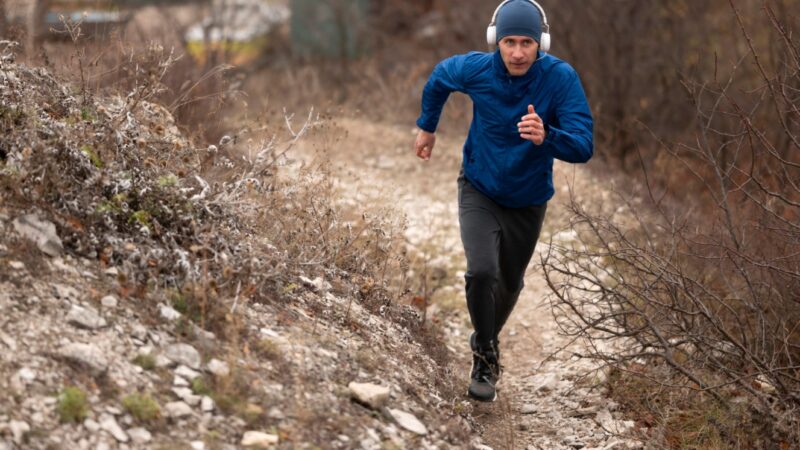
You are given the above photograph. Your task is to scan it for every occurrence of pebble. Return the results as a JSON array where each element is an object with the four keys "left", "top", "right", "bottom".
[
  {"left": 84, "top": 418, "right": 101, "bottom": 432},
  {"left": 201, "top": 396, "right": 215, "bottom": 412},
  {"left": 164, "top": 343, "right": 201, "bottom": 369},
  {"left": 16, "top": 367, "right": 36, "bottom": 384},
  {"left": 159, "top": 304, "right": 182, "bottom": 321},
  {"left": 53, "top": 283, "right": 79, "bottom": 300},
  {"left": 520, "top": 404, "right": 537, "bottom": 414},
  {"left": 101, "top": 295, "right": 118, "bottom": 308},
  {"left": 165, "top": 401, "right": 193, "bottom": 419},
  {"left": 175, "top": 365, "right": 201, "bottom": 380},
  {"left": 131, "top": 324, "right": 148, "bottom": 342},
  {"left": 241, "top": 431, "right": 279, "bottom": 447},
  {"left": 9, "top": 420, "right": 30, "bottom": 444},
  {"left": 127, "top": 427, "right": 152, "bottom": 444},
  {"left": 206, "top": 359, "right": 230, "bottom": 377},
  {"left": 58, "top": 342, "right": 109, "bottom": 374},
  {"left": 387, "top": 409, "right": 427, "bottom": 435},
  {"left": 190, "top": 441, "right": 205, "bottom": 450},
  {"left": 99, "top": 414, "right": 129, "bottom": 443},
  {"left": 66, "top": 305, "right": 108, "bottom": 330},
  {"left": 348, "top": 382, "right": 390, "bottom": 409},
  {"left": 172, "top": 387, "right": 201, "bottom": 406},
  {"left": 9, "top": 261, "right": 24, "bottom": 270}
]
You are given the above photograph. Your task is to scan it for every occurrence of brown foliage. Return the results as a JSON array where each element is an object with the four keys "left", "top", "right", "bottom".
[{"left": 541, "top": 2, "right": 800, "bottom": 447}]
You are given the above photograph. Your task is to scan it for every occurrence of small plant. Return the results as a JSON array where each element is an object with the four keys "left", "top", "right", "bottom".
[
  {"left": 79, "top": 145, "right": 103, "bottom": 168},
  {"left": 191, "top": 377, "right": 213, "bottom": 396},
  {"left": 132, "top": 354, "right": 156, "bottom": 371},
  {"left": 129, "top": 210, "right": 151, "bottom": 227},
  {"left": 122, "top": 393, "right": 161, "bottom": 423},
  {"left": 57, "top": 386, "right": 89, "bottom": 423},
  {"left": 254, "top": 339, "right": 283, "bottom": 361},
  {"left": 158, "top": 175, "right": 178, "bottom": 188}
]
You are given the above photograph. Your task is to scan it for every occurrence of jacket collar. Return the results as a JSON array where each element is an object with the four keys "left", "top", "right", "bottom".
[{"left": 492, "top": 49, "right": 543, "bottom": 82}]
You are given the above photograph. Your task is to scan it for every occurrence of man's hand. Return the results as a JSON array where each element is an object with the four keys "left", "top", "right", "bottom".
[
  {"left": 415, "top": 129, "right": 436, "bottom": 161},
  {"left": 518, "top": 104, "right": 546, "bottom": 145}
]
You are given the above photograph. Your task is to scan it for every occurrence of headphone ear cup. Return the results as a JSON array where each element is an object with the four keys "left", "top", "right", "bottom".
[
  {"left": 486, "top": 26, "right": 497, "bottom": 46},
  {"left": 540, "top": 32, "right": 551, "bottom": 53}
]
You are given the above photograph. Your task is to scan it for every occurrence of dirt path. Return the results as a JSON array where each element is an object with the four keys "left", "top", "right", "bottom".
[{"left": 297, "top": 116, "right": 641, "bottom": 450}]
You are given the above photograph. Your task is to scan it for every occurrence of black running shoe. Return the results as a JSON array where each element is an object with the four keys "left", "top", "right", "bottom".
[{"left": 468, "top": 333, "right": 501, "bottom": 402}]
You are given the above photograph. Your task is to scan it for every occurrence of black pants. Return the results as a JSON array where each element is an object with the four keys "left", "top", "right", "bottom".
[{"left": 458, "top": 174, "right": 547, "bottom": 350}]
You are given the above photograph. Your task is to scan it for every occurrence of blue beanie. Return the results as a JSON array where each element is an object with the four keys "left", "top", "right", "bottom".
[{"left": 495, "top": 0, "right": 543, "bottom": 44}]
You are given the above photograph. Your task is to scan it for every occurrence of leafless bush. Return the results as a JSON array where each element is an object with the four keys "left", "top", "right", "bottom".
[{"left": 542, "top": 2, "right": 800, "bottom": 446}]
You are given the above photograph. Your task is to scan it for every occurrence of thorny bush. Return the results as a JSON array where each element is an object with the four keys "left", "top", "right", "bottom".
[{"left": 541, "top": 3, "right": 800, "bottom": 447}]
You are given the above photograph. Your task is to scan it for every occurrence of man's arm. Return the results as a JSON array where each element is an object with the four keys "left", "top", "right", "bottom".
[
  {"left": 541, "top": 68, "right": 594, "bottom": 163},
  {"left": 414, "top": 54, "right": 473, "bottom": 160}
]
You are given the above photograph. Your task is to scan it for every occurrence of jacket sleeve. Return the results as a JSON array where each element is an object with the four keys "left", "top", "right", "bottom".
[
  {"left": 542, "top": 67, "right": 594, "bottom": 163},
  {"left": 415, "top": 54, "right": 472, "bottom": 133}
]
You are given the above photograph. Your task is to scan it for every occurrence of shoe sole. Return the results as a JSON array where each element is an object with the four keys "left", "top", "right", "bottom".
[{"left": 467, "top": 388, "right": 497, "bottom": 402}]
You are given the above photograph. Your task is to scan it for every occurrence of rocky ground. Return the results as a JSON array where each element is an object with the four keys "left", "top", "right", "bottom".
[
  {"left": 298, "top": 117, "right": 647, "bottom": 450},
  {"left": 0, "top": 41, "right": 646, "bottom": 450}
]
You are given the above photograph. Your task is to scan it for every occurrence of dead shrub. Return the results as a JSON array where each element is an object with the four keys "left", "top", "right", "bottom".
[{"left": 541, "top": 3, "right": 800, "bottom": 447}]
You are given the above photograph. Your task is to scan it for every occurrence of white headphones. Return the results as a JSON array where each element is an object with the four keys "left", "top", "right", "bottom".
[{"left": 486, "top": 0, "right": 551, "bottom": 53}]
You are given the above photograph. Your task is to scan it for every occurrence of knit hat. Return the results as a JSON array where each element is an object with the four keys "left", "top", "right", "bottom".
[{"left": 495, "top": 0, "right": 543, "bottom": 44}]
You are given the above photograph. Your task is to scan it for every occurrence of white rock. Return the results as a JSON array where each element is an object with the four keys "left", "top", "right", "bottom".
[
  {"left": 164, "top": 343, "right": 201, "bottom": 369},
  {"left": 58, "top": 343, "right": 109, "bottom": 374},
  {"left": 387, "top": 409, "right": 427, "bottom": 435},
  {"left": 299, "top": 276, "right": 331, "bottom": 293},
  {"left": 267, "top": 407, "right": 284, "bottom": 420},
  {"left": 206, "top": 359, "right": 230, "bottom": 377},
  {"left": 520, "top": 404, "right": 536, "bottom": 414},
  {"left": 201, "top": 396, "right": 215, "bottom": 412},
  {"left": 13, "top": 214, "right": 63, "bottom": 256},
  {"left": 53, "top": 284, "right": 78, "bottom": 300},
  {"left": 0, "top": 331, "right": 18, "bottom": 351},
  {"left": 127, "top": 427, "right": 152, "bottom": 444},
  {"left": 104, "top": 267, "right": 119, "bottom": 276},
  {"left": 174, "top": 376, "right": 190, "bottom": 387},
  {"left": 131, "top": 324, "right": 148, "bottom": 342},
  {"left": 101, "top": 295, "right": 118, "bottom": 308},
  {"left": 241, "top": 431, "right": 279, "bottom": 447},
  {"left": 175, "top": 365, "right": 202, "bottom": 380},
  {"left": 67, "top": 305, "right": 108, "bottom": 330},
  {"left": 171, "top": 388, "right": 201, "bottom": 406},
  {"left": 190, "top": 441, "right": 205, "bottom": 450},
  {"left": 9, "top": 420, "right": 30, "bottom": 444},
  {"left": 159, "top": 304, "right": 182, "bottom": 321},
  {"left": 9, "top": 261, "right": 24, "bottom": 270},
  {"left": 16, "top": 368, "right": 36, "bottom": 384},
  {"left": 348, "top": 382, "right": 390, "bottom": 409},
  {"left": 99, "top": 414, "right": 129, "bottom": 443},
  {"left": 533, "top": 373, "right": 560, "bottom": 393},
  {"left": 165, "top": 401, "right": 193, "bottom": 418},
  {"left": 83, "top": 418, "right": 100, "bottom": 432}
]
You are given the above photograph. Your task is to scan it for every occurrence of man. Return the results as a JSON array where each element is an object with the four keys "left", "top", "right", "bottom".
[{"left": 413, "top": 0, "right": 593, "bottom": 402}]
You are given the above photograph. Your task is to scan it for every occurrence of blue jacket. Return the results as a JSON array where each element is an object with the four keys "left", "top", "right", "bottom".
[{"left": 416, "top": 50, "right": 593, "bottom": 208}]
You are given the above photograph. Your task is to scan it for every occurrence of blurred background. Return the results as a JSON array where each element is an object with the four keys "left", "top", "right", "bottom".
[
  {"left": 2, "top": 1, "right": 799, "bottom": 446},
  {"left": 2, "top": 0, "right": 797, "bottom": 183}
]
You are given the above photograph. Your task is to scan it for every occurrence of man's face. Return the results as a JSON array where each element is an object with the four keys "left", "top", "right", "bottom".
[{"left": 499, "top": 36, "right": 539, "bottom": 76}]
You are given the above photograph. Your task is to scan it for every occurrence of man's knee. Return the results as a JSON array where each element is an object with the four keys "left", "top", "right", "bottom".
[{"left": 465, "top": 265, "right": 499, "bottom": 286}]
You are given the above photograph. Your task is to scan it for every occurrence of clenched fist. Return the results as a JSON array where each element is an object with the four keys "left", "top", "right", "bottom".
[
  {"left": 518, "top": 104, "right": 546, "bottom": 145},
  {"left": 414, "top": 129, "right": 436, "bottom": 161}
]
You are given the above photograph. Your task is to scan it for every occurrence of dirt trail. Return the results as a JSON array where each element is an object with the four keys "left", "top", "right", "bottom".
[{"left": 297, "top": 116, "right": 641, "bottom": 450}]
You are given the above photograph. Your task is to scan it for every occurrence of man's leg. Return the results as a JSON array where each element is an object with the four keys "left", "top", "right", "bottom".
[
  {"left": 458, "top": 176, "right": 502, "bottom": 350},
  {"left": 493, "top": 203, "right": 547, "bottom": 337}
]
